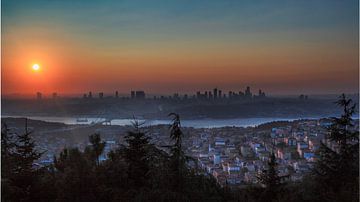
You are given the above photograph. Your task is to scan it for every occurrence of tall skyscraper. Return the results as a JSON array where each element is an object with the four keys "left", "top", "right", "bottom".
[
  {"left": 135, "top": 91, "right": 145, "bottom": 99},
  {"left": 36, "top": 92, "right": 42, "bottom": 100},
  {"left": 219, "top": 90, "right": 222, "bottom": 99},
  {"left": 245, "top": 86, "right": 252, "bottom": 98},
  {"left": 196, "top": 91, "right": 201, "bottom": 99},
  {"left": 115, "top": 91, "right": 119, "bottom": 98},
  {"left": 52, "top": 92, "right": 58, "bottom": 99},
  {"left": 131, "top": 91, "right": 135, "bottom": 99},
  {"left": 213, "top": 88, "right": 218, "bottom": 99}
]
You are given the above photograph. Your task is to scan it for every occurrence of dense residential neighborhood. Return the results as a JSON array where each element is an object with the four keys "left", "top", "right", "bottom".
[{"left": 4, "top": 116, "right": 357, "bottom": 189}]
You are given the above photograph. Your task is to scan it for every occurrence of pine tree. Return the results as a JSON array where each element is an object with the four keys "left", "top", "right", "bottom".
[
  {"left": 11, "top": 118, "right": 43, "bottom": 201},
  {"left": 257, "top": 153, "right": 281, "bottom": 202},
  {"left": 1, "top": 123, "right": 18, "bottom": 201},
  {"left": 313, "top": 94, "right": 359, "bottom": 202},
  {"left": 168, "top": 113, "right": 188, "bottom": 192},
  {"left": 122, "top": 120, "right": 152, "bottom": 188},
  {"left": 1, "top": 123, "right": 16, "bottom": 178},
  {"left": 53, "top": 148, "right": 97, "bottom": 201}
]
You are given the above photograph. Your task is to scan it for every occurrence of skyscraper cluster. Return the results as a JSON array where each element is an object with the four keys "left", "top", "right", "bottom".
[{"left": 196, "top": 86, "right": 265, "bottom": 100}]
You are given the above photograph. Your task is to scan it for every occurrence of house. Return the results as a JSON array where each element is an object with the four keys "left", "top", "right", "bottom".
[
  {"left": 244, "top": 162, "right": 256, "bottom": 172},
  {"left": 302, "top": 149, "right": 315, "bottom": 160},
  {"left": 297, "top": 141, "right": 308, "bottom": 157},
  {"left": 255, "top": 146, "right": 266, "bottom": 156},
  {"left": 215, "top": 137, "right": 226, "bottom": 146},
  {"left": 258, "top": 151, "right": 270, "bottom": 162},
  {"left": 213, "top": 153, "right": 221, "bottom": 165},
  {"left": 226, "top": 163, "right": 241, "bottom": 174},
  {"left": 293, "top": 162, "right": 310, "bottom": 173},
  {"left": 286, "top": 137, "right": 297, "bottom": 147},
  {"left": 308, "top": 138, "right": 320, "bottom": 151},
  {"left": 250, "top": 142, "right": 261, "bottom": 151}
]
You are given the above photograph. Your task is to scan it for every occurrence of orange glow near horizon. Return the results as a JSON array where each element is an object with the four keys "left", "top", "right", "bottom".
[{"left": 2, "top": 1, "right": 358, "bottom": 96}]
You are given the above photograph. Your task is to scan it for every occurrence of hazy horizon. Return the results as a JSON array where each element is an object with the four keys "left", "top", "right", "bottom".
[{"left": 2, "top": 91, "right": 359, "bottom": 99}]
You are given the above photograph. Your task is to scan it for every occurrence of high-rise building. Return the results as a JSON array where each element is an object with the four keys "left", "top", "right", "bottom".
[
  {"left": 115, "top": 91, "right": 119, "bottom": 98},
  {"left": 135, "top": 91, "right": 145, "bottom": 99},
  {"left": 88, "top": 91, "right": 93, "bottom": 98},
  {"left": 213, "top": 88, "right": 218, "bottom": 99},
  {"left": 196, "top": 91, "right": 201, "bottom": 99},
  {"left": 131, "top": 91, "right": 135, "bottom": 99},
  {"left": 228, "top": 91, "right": 233, "bottom": 98},
  {"left": 36, "top": 92, "right": 42, "bottom": 100},
  {"left": 52, "top": 92, "right": 58, "bottom": 99},
  {"left": 219, "top": 90, "right": 222, "bottom": 99},
  {"left": 99, "top": 92, "right": 104, "bottom": 99},
  {"left": 209, "top": 92, "right": 213, "bottom": 99},
  {"left": 245, "top": 86, "right": 252, "bottom": 98}
]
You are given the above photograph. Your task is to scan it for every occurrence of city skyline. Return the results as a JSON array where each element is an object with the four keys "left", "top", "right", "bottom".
[{"left": 2, "top": 0, "right": 359, "bottom": 95}]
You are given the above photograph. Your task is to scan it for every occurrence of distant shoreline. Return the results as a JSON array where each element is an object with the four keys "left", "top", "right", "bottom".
[{"left": 1, "top": 115, "right": 336, "bottom": 129}]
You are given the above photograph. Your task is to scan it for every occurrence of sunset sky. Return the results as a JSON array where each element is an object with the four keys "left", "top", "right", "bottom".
[{"left": 2, "top": 0, "right": 359, "bottom": 96}]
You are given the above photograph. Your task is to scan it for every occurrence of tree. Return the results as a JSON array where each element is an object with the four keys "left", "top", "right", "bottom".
[
  {"left": 11, "top": 118, "right": 43, "bottom": 201},
  {"left": 53, "top": 148, "right": 98, "bottom": 201},
  {"left": 122, "top": 120, "right": 152, "bottom": 188},
  {"left": 168, "top": 113, "right": 189, "bottom": 193},
  {"left": 1, "top": 123, "right": 16, "bottom": 178},
  {"left": 312, "top": 94, "right": 359, "bottom": 202},
  {"left": 257, "top": 153, "right": 281, "bottom": 202},
  {"left": 166, "top": 113, "right": 225, "bottom": 201},
  {"left": 88, "top": 133, "right": 106, "bottom": 166},
  {"left": 1, "top": 123, "right": 17, "bottom": 201}
]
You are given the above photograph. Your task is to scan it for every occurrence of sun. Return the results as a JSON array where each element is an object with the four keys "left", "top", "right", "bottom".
[{"left": 32, "top": 64, "right": 40, "bottom": 71}]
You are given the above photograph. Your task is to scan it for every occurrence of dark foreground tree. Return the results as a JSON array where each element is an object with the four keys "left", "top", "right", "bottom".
[
  {"left": 256, "top": 153, "right": 282, "bottom": 202},
  {"left": 6, "top": 119, "right": 43, "bottom": 201},
  {"left": 122, "top": 120, "right": 152, "bottom": 188},
  {"left": 53, "top": 148, "right": 98, "bottom": 201},
  {"left": 1, "top": 123, "right": 17, "bottom": 202},
  {"left": 168, "top": 113, "right": 188, "bottom": 193},
  {"left": 165, "top": 113, "right": 224, "bottom": 201},
  {"left": 87, "top": 133, "right": 106, "bottom": 166},
  {"left": 312, "top": 94, "right": 359, "bottom": 202}
]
